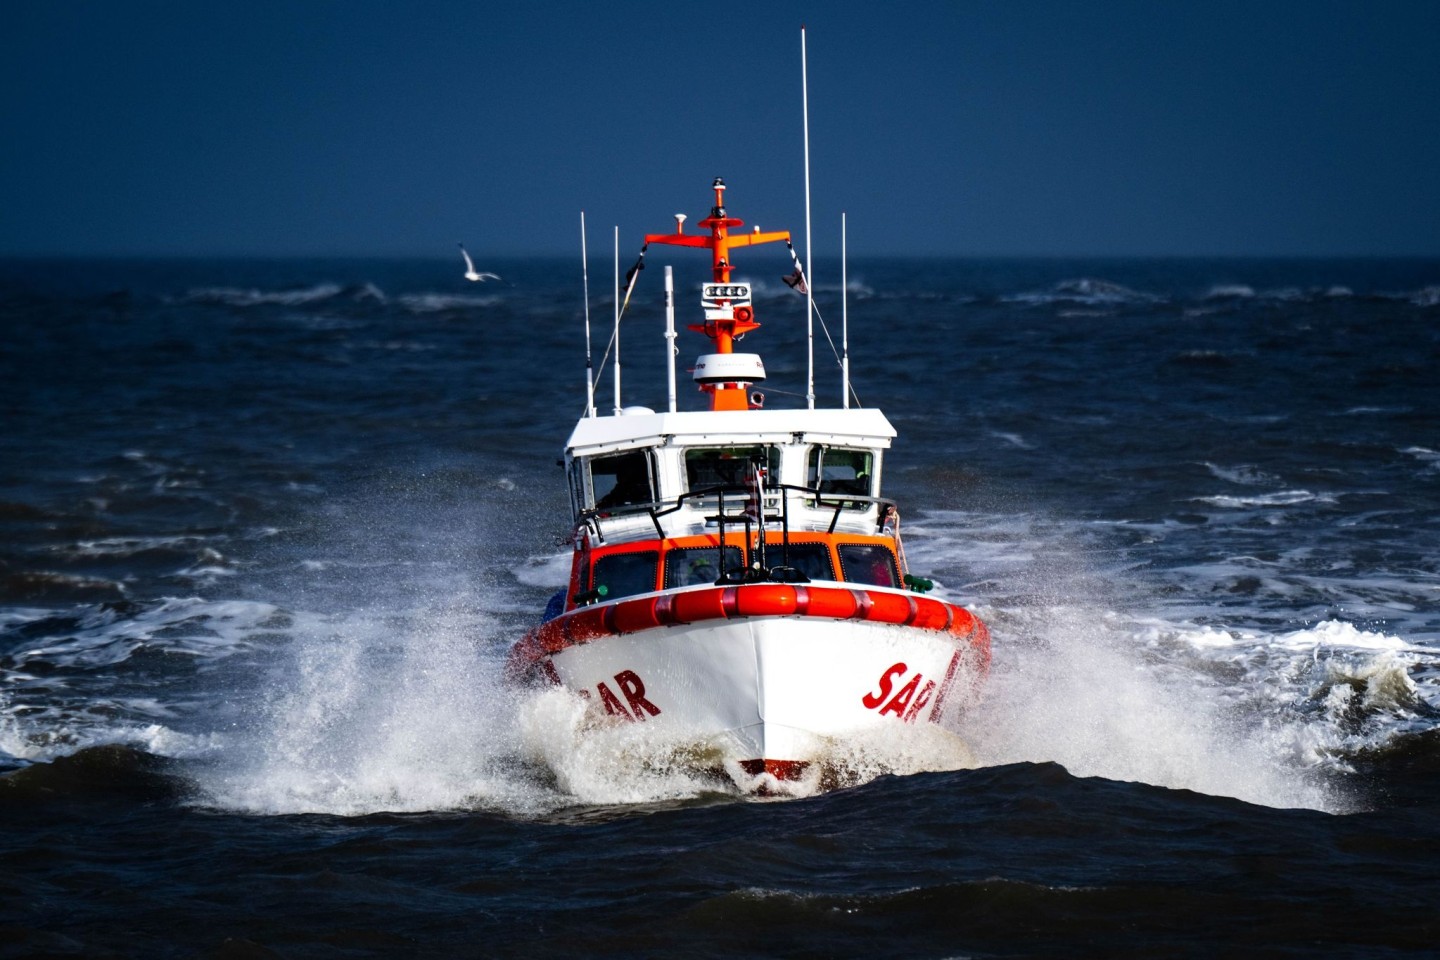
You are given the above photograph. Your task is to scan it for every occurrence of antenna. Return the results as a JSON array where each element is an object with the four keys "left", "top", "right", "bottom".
[
  {"left": 801, "top": 25, "right": 815, "bottom": 410},
  {"left": 581, "top": 212, "right": 596, "bottom": 418},
  {"left": 613, "top": 225, "right": 622, "bottom": 414},
  {"left": 842, "top": 211, "right": 850, "bottom": 409},
  {"left": 665, "top": 265, "right": 677, "bottom": 413}
]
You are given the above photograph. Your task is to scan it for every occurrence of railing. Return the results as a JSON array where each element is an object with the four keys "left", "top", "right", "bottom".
[{"left": 575, "top": 482, "right": 898, "bottom": 585}]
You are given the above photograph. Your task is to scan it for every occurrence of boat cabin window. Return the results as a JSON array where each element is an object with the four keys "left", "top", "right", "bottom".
[
  {"left": 684, "top": 445, "right": 781, "bottom": 493},
  {"left": 837, "top": 543, "right": 900, "bottom": 588},
  {"left": 589, "top": 550, "right": 659, "bottom": 600},
  {"left": 772, "top": 542, "right": 836, "bottom": 583},
  {"left": 808, "top": 446, "right": 875, "bottom": 498},
  {"left": 664, "top": 545, "right": 744, "bottom": 588},
  {"left": 589, "top": 449, "right": 655, "bottom": 512}
]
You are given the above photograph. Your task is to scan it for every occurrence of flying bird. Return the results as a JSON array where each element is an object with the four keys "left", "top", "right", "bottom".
[{"left": 458, "top": 242, "right": 500, "bottom": 282}]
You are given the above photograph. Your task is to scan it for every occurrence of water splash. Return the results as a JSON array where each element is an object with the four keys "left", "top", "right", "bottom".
[
  {"left": 907, "top": 508, "right": 1353, "bottom": 811},
  {"left": 197, "top": 599, "right": 551, "bottom": 816}
]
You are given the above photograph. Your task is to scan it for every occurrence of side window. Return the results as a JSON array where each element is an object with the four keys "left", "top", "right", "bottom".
[
  {"left": 567, "top": 460, "right": 587, "bottom": 517},
  {"left": 808, "top": 447, "right": 874, "bottom": 497},
  {"left": 590, "top": 551, "right": 659, "bottom": 600},
  {"left": 837, "top": 543, "right": 900, "bottom": 588},
  {"left": 591, "top": 449, "right": 654, "bottom": 512},
  {"left": 774, "top": 542, "right": 836, "bottom": 582},
  {"left": 664, "top": 545, "right": 744, "bottom": 588},
  {"left": 684, "top": 445, "right": 780, "bottom": 492}
]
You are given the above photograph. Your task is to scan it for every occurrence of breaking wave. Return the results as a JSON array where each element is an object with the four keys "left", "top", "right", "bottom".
[{"left": 181, "top": 282, "right": 386, "bottom": 306}]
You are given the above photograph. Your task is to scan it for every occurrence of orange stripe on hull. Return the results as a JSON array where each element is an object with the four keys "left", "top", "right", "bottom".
[{"left": 508, "top": 582, "right": 990, "bottom": 679}]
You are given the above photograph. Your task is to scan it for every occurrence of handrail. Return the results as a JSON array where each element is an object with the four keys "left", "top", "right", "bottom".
[{"left": 575, "top": 482, "right": 898, "bottom": 565}]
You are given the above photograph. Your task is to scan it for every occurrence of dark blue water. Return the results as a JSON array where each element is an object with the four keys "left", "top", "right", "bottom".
[{"left": 2, "top": 255, "right": 1439, "bottom": 957}]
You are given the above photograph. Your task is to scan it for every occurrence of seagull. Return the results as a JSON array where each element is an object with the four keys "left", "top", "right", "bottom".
[{"left": 458, "top": 242, "right": 500, "bottom": 282}]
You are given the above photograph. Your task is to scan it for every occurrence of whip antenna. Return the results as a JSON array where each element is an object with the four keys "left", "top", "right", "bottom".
[
  {"left": 612, "top": 226, "right": 622, "bottom": 414},
  {"left": 665, "top": 265, "right": 678, "bottom": 413},
  {"left": 801, "top": 25, "right": 815, "bottom": 410},
  {"left": 581, "top": 212, "right": 596, "bottom": 418},
  {"left": 842, "top": 211, "right": 850, "bottom": 409}
]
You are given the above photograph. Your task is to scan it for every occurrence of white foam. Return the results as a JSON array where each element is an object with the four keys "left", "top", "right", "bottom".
[
  {"left": 0, "top": 700, "right": 221, "bottom": 767},
  {"left": 43, "top": 534, "right": 219, "bottom": 559},
  {"left": 1193, "top": 489, "right": 1332, "bottom": 508},
  {"left": 961, "top": 603, "right": 1335, "bottom": 810},
  {"left": 398, "top": 293, "right": 503, "bottom": 312},
  {"left": 990, "top": 431, "right": 1036, "bottom": 450},
  {"left": 1202, "top": 462, "right": 1278, "bottom": 486},
  {"left": 197, "top": 600, "right": 567, "bottom": 817},
  {"left": 1271, "top": 620, "right": 1419, "bottom": 654},
  {"left": 184, "top": 283, "right": 344, "bottom": 306},
  {"left": 514, "top": 687, "right": 979, "bottom": 804},
  {"left": 10, "top": 598, "right": 280, "bottom": 669},
  {"left": 513, "top": 551, "right": 571, "bottom": 589},
  {"left": 899, "top": 508, "right": 1358, "bottom": 810},
  {"left": 1401, "top": 447, "right": 1440, "bottom": 471},
  {"left": 515, "top": 687, "right": 725, "bottom": 805}
]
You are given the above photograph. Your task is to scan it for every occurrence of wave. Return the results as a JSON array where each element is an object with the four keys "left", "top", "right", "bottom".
[
  {"left": 40, "top": 533, "right": 224, "bottom": 562},
  {"left": 0, "top": 570, "right": 127, "bottom": 604},
  {"left": 180, "top": 282, "right": 386, "bottom": 307},
  {"left": 0, "top": 744, "right": 189, "bottom": 803},
  {"left": 1203, "top": 284, "right": 1363, "bottom": 303},
  {"left": 1192, "top": 489, "right": 1333, "bottom": 508},
  {"left": 1005, "top": 278, "right": 1162, "bottom": 306},
  {"left": 1401, "top": 446, "right": 1440, "bottom": 471},
  {"left": 899, "top": 505, "right": 1440, "bottom": 810},
  {"left": 1202, "top": 462, "right": 1279, "bottom": 486},
  {"left": 397, "top": 292, "right": 504, "bottom": 312},
  {"left": 1166, "top": 349, "right": 1236, "bottom": 367},
  {"left": 3, "top": 597, "right": 284, "bottom": 670}
]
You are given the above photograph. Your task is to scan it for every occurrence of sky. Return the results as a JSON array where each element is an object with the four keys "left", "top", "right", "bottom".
[{"left": 3, "top": 1, "right": 1438, "bottom": 259}]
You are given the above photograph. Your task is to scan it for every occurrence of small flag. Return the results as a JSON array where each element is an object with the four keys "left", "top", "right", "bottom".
[
  {"left": 624, "top": 259, "right": 645, "bottom": 288},
  {"left": 783, "top": 268, "right": 807, "bottom": 294}
]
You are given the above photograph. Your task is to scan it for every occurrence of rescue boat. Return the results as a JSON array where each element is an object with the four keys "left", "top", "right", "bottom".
[{"left": 507, "top": 179, "right": 991, "bottom": 791}]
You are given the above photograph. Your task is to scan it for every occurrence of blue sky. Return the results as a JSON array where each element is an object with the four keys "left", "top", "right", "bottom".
[{"left": 4, "top": 1, "right": 1438, "bottom": 258}]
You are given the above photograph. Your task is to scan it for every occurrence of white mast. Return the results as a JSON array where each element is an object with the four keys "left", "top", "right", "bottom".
[
  {"left": 612, "top": 225, "right": 622, "bottom": 414},
  {"left": 664, "top": 265, "right": 678, "bottom": 413},
  {"left": 842, "top": 211, "right": 850, "bottom": 409},
  {"left": 801, "top": 25, "right": 815, "bottom": 410},
  {"left": 581, "top": 211, "right": 596, "bottom": 418}
]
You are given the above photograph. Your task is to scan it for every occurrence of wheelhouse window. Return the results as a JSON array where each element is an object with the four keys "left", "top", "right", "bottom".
[
  {"left": 683, "top": 445, "right": 781, "bottom": 493},
  {"left": 837, "top": 543, "right": 900, "bottom": 588},
  {"left": 771, "top": 542, "right": 836, "bottom": 583},
  {"left": 664, "top": 545, "right": 744, "bottom": 588},
  {"left": 807, "top": 446, "right": 875, "bottom": 498},
  {"left": 589, "top": 449, "right": 655, "bottom": 512},
  {"left": 590, "top": 550, "right": 659, "bottom": 600}
]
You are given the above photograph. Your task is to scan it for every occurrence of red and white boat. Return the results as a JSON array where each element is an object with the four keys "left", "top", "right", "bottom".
[{"left": 507, "top": 178, "right": 991, "bottom": 791}]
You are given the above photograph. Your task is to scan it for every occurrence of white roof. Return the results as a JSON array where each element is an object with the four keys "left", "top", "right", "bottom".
[{"left": 566, "top": 407, "right": 896, "bottom": 458}]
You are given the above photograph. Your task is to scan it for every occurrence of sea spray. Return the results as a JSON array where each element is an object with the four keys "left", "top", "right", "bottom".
[
  {"left": 198, "top": 600, "right": 551, "bottom": 816},
  {"left": 906, "top": 507, "right": 1342, "bottom": 810},
  {"left": 963, "top": 603, "right": 1335, "bottom": 810}
]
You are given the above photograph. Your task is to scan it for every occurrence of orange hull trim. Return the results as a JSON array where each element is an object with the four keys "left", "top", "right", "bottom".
[{"left": 509, "top": 582, "right": 991, "bottom": 676}]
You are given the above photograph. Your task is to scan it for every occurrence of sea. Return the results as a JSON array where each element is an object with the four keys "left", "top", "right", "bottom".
[{"left": 1, "top": 254, "right": 1438, "bottom": 958}]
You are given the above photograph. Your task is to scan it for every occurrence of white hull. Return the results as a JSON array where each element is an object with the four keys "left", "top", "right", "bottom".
[{"left": 546, "top": 615, "right": 984, "bottom": 778}]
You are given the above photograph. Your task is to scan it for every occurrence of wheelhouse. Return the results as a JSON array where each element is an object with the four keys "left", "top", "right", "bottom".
[{"left": 554, "top": 407, "right": 905, "bottom": 614}]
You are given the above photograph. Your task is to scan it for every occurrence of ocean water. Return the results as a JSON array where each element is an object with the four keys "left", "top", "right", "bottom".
[{"left": 1, "top": 254, "right": 1438, "bottom": 957}]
